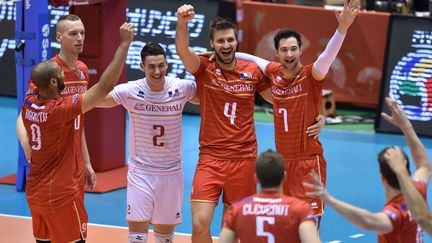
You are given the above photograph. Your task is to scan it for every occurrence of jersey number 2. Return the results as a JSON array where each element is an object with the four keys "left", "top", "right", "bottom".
[
  {"left": 153, "top": 125, "right": 165, "bottom": 147},
  {"left": 256, "top": 216, "right": 275, "bottom": 243}
]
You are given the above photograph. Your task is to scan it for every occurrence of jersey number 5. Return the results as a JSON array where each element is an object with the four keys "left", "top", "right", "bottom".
[
  {"left": 153, "top": 125, "right": 165, "bottom": 147},
  {"left": 30, "top": 124, "right": 42, "bottom": 150},
  {"left": 256, "top": 216, "right": 275, "bottom": 243}
]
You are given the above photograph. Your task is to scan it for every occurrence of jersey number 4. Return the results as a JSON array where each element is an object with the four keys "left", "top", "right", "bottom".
[
  {"left": 256, "top": 216, "right": 275, "bottom": 243},
  {"left": 224, "top": 102, "right": 237, "bottom": 125}
]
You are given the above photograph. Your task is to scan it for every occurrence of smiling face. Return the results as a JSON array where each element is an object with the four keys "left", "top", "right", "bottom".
[
  {"left": 56, "top": 19, "right": 85, "bottom": 55},
  {"left": 141, "top": 55, "right": 167, "bottom": 91},
  {"left": 276, "top": 37, "right": 302, "bottom": 73},
  {"left": 210, "top": 28, "right": 238, "bottom": 67}
]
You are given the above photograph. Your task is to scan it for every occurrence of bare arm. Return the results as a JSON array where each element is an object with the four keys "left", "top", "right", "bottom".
[
  {"left": 16, "top": 111, "right": 31, "bottom": 162},
  {"left": 176, "top": 4, "right": 201, "bottom": 74},
  {"left": 312, "top": 0, "right": 359, "bottom": 80},
  {"left": 96, "top": 92, "right": 119, "bottom": 108},
  {"left": 82, "top": 23, "right": 133, "bottom": 113},
  {"left": 381, "top": 97, "right": 431, "bottom": 184},
  {"left": 304, "top": 170, "right": 393, "bottom": 233},
  {"left": 218, "top": 228, "right": 238, "bottom": 243},
  {"left": 81, "top": 133, "right": 96, "bottom": 190},
  {"left": 299, "top": 220, "right": 322, "bottom": 243}
]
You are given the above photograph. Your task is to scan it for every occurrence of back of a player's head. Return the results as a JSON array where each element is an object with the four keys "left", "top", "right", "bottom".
[
  {"left": 56, "top": 14, "right": 82, "bottom": 32},
  {"left": 209, "top": 17, "right": 238, "bottom": 41},
  {"left": 141, "top": 43, "right": 166, "bottom": 63},
  {"left": 31, "top": 60, "right": 60, "bottom": 90},
  {"left": 274, "top": 29, "right": 302, "bottom": 50},
  {"left": 255, "top": 150, "right": 285, "bottom": 189},
  {"left": 378, "top": 146, "right": 411, "bottom": 190}
]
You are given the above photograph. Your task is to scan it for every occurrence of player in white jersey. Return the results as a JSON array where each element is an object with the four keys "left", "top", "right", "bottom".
[{"left": 97, "top": 43, "right": 197, "bottom": 243}]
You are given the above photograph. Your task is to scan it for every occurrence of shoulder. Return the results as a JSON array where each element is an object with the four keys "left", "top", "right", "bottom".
[{"left": 76, "top": 60, "right": 88, "bottom": 69}]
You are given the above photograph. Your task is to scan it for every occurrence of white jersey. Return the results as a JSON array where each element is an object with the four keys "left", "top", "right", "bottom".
[{"left": 112, "top": 76, "right": 197, "bottom": 174}]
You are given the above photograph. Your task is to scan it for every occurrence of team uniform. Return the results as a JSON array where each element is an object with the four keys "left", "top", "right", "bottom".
[
  {"left": 378, "top": 180, "right": 427, "bottom": 243},
  {"left": 22, "top": 94, "right": 87, "bottom": 243},
  {"left": 27, "top": 55, "right": 89, "bottom": 201},
  {"left": 223, "top": 192, "right": 316, "bottom": 242},
  {"left": 265, "top": 63, "right": 326, "bottom": 216},
  {"left": 111, "top": 76, "right": 196, "bottom": 225},
  {"left": 191, "top": 56, "right": 270, "bottom": 205}
]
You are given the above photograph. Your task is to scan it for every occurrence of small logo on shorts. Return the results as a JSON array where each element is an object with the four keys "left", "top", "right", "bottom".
[
  {"left": 81, "top": 223, "right": 87, "bottom": 233},
  {"left": 311, "top": 202, "right": 318, "bottom": 209},
  {"left": 176, "top": 212, "right": 181, "bottom": 219}
]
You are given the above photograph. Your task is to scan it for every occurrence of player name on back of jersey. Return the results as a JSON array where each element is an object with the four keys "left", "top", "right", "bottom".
[
  {"left": 272, "top": 83, "right": 303, "bottom": 96},
  {"left": 210, "top": 78, "right": 255, "bottom": 94},
  {"left": 25, "top": 109, "right": 48, "bottom": 123},
  {"left": 61, "top": 83, "right": 87, "bottom": 96},
  {"left": 243, "top": 203, "right": 289, "bottom": 216}
]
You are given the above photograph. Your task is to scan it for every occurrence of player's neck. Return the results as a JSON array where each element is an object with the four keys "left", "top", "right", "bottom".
[
  {"left": 147, "top": 78, "right": 165, "bottom": 92},
  {"left": 384, "top": 185, "right": 401, "bottom": 203},
  {"left": 216, "top": 58, "right": 236, "bottom": 71},
  {"left": 260, "top": 185, "right": 283, "bottom": 194},
  {"left": 282, "top": 62, "right": 302, "bottom": 79},
  {"left": 57, "top": 51, "right": 79, "bottom": 70},
  {"left": 37, "top": 90, "right": 60, "bottom": 102}
]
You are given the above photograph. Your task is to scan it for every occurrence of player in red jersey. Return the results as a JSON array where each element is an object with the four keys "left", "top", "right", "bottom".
[
  {"left": 176, "top": 5, "right": 325, "bottom": 242},
  {"left": 17, "top": 15, "right": 96, "bottom": 197},
  {"left": 305, "top": 97, "right": 430, "bottom": 243},
  {"left": 235, "top": 0, "right": 360, "bottom": 228},
  {"left": 21, "top": 23, "right": 133, "bottom": 243},
  {"left": 219, "top": 150, "right": 321, "bottom": 243}
]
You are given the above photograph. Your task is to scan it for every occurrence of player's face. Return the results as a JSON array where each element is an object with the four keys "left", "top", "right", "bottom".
[
  {"left": 141, "top": 55, "right": 167, "bottom": 85},
  {"left": 56, "top": 20, "right": 85, "bottom": 55},
  {"left": 210, "top": 28, "right": 237, "bottom": 66},
  {"left": 276, "top": 37, "right": 301, "bottom": 71}
]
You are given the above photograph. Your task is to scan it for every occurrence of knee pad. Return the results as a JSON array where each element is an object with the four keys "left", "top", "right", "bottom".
[
  {"left": 154, "top": 232, "right": 174, "bottom": 243},
  {"left": 128, "top": 232, "right": 148, "bottom": 243}
]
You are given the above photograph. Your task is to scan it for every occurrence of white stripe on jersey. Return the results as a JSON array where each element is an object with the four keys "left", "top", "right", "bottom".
[{"left": 111, "top": 76, "right": 197, "bottom": 174}]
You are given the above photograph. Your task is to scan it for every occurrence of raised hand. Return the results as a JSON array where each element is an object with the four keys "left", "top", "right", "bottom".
[
  {"left": 119, "top": 22, "right": 134, "bottom": 45},
  {"left": 335, "top": 0, "right": 360, "bottom": 34},
  {"left": 177, "top": 4, "right": 195, "bottom": 25},
  {"left": 381, "top": 97, "right": 411, "bottom": 130},
  {"left": 383, "top": 146, "right": 409, "bottom": 175},
  {"left": 303, "top": 170, "right": 332, "bottom": 202}
]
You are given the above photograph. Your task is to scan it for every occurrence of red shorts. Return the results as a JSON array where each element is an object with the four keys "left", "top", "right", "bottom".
[
  {"left": 191, "top": 156, "right": 256, "bottom": 206},
  {"left": 30, "top": 200, "right": 88, "bottom": 242},
  {"left": 284, "top": 154, "right": 326, "bottom": 216}
]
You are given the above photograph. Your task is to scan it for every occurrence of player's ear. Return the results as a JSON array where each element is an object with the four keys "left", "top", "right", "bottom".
[{"left": 140, "top": 62, "right": 145, "bottom": 72}]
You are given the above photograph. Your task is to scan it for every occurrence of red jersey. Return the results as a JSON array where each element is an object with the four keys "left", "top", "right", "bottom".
[
  {"left": 378, "top": 180, "right": 427, "bottom": 243},
  {"left": 223, "top": 192, "right": 316, "bottom": 243},
  {"left": 193, "top": 56, "right": 269, "bottom": 160},
  {"left": 265, "top": 63, "right": 323, "bottom": 159},
  {"left": 26, "top": 56, "right": 89, "bottom": 185},
  {"left": 22, "top": 94, "right": 83, "bottom": 213}
]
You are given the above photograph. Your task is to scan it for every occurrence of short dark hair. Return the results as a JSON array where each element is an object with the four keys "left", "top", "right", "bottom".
[
  {"left": 378, "top": 147, "right": 411, "bottom": 190},
  {"left": 140, "top": 43, "right": 166, "bottom": 63},
  {"left": 273, "top": 29, "right": 302, "bottom": 50},
  {"left": 209, "top": 16, "right": 238, "bottom": 41},
  {"left": 56, "top": 14, "right": 82, "bottom": 32},
  {"left": 256, "top": 150, "right": 285, "bottom": 189},
  {"left": 31, "top": 60, "right": 59, "bottom": 90}
]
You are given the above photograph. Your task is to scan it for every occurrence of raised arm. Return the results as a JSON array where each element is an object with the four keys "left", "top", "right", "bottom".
[
  {"left": 381, "top": 97, "right": 431, "bottom": 184},
  {"left": 304, "top": 171, "right": 393, "bottom": 234},
  {"left": 176, "top": 4, "right": 201, "bottom": 74},
  {"left": 313, "top": 0, "right": 359, "bottom": 80},
  {"left": 96, "top": 92, "right": 119, "bottom": 108},
  {"left": 384, "top": 147, "right": 432, "bottom": 235},
  {"left": 82, "top": 23, "right": 133, "bottom": 113}
]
